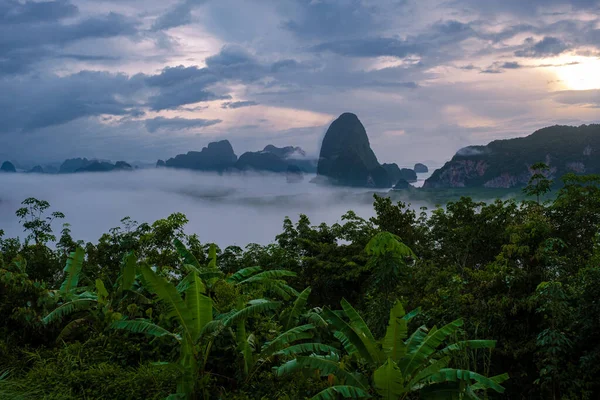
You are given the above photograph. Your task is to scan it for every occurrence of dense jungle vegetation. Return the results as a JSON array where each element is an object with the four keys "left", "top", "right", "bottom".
[{"left": 1, "top": 166, "right": 600, "bottom": 399}]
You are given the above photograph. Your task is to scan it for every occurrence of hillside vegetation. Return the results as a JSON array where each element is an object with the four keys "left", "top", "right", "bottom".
[{"left": 1, "top": 168, "right": 600, "bottom": 399}]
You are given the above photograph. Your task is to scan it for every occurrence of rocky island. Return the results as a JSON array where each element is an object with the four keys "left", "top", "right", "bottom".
[
  {"left": 425, "top": 124, "right": 600, "bottom": 188},
  {"left": 316, "top": 113, "right": 393, "bottom": 188}
]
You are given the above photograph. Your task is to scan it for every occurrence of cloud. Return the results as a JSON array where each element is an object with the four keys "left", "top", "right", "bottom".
[
  {"left": 502, "top": 62, "right": 522, "bottom": 69},
  {"left": 312, "top": 37, "right": 418, "bottom": 58},
  {"left": 152, "top": 0, "right": 208, "bottom": 31},
  {"left": 553, "top": 89, "right": 600, "bottom": 107},
  {"left": 0, "top": 3, "right": 139, "bottom": 76},
  {"left": 282, "top": 0, "right": 380, "bottom": 39},
  {"left": 144, "top": 117, "right": 222, "bottom": 132},
  {"left": 0, "top": 71, "right": 144, "bottom": 133},
  {"left": 515, "top": 36, "right": 570, "bottom": 57},
  {"left": 221, "top": 101, "right": 259, "bottom": 109},
  {"left": 0, "top": 0, "right": 78, "bottom": 24}
]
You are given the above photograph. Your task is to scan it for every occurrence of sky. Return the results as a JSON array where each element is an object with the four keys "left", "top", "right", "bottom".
[{"left": 1, "top": 0, "right": 600, "bottom": 166}]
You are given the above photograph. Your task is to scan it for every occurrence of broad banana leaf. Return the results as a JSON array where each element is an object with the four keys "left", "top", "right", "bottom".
[
  {"left": 184, "top": 273, "right": 212, "bottom": 342},
  {"left": 120, "top": 251, "right": 137, "bottom": 292},
  {"left": 341, "top": 299, "right": 376, "bottom": 344},
  {"left": 310, "top": 385, "right": 370, "bottom": 399},
  {"left": 140, "top": 265, "right": 191, "bottom": 340},
  {"left": 323, "top": 307, "right": 379, "bottom": 364},
  {"left": 282, "top": 287, "right": 312, "bottom": 330},
  {"left": 59, "top": 247, "right": 85, "bottom": 295},
  {"left": 381, "top": 301, "right": 408, "bottom": 362},
  {"left": 373, "top": 358, "right": 407, "bottom": 399},
  {"left": 42, "top": 298, "right": 96, "bottom": 324},
  {"left": 111, "top": 318, "right": 181, "bottom": 341},
  {"left": 295, "top": 356, "right": 368, "bottom": 390},
  {"left": 226, "top": 266, "right": 263, "bottom": 283},
  {"left": 261, "top": 324, "right": 315, "bottom": 356},
  {"left": 400, "top": 319, "right": 464, "bottom": 377},
  {"left": 426, "top": 369, "right": 506, "bottom": 393},
  {"left": 95, "top": 279, "right": 109, "bottom": 305},
  {"left": 174, "top": 238, "right": 201, "bottom": 269},
  {"left": 223, "top": 300, "right": 281, "bottom": 327},
  {"left": 275, "top": 343, "right": 339, "bottom": 356}
]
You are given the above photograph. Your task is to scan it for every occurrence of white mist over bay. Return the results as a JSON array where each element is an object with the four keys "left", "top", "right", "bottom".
[{"left": 0, "top": 170, "right": 404, "bottom": 247}]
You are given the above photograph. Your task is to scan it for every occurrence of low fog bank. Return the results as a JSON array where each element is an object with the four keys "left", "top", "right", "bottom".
[{"left": 0, "top": 169, "right": 400, "bottom": 247}]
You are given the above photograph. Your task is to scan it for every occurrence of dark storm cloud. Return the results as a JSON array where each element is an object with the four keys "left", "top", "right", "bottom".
[
  {"left": 457, "top": 0, "right": 600, "bottom": 15},
  {"left": 0, "top": 71, "right": 144, "bottom": 133},
  {"left": 144, "top": 117, "right": 222, "bottom": 132},
  {"left": 145, "top": 45, "right": 306, "bottom": 110},
  {"left": 221, "top": 101, "right": 259, "bottom": 109},
  {"left": 0, "top": 0, "right": 78, "bottom": 24},
  {"left": 312, "top": 37, "right": 418, "bottom": 58},
  {"left": 0, "top": 44, "right": 310, "bottom": 132},
  {"left": 151, "top": 0, "right": 208, "bottom": 31},
  {"left": 310, "top": 19, "right": 478, "bottom": 61},
  {"left": 282, "top": 0, "right": 380, "bottom": 39},
  {"left": 0, "top": 0, "right": 139, "bottom": 76},
  {"left": 515, "top": 37, "right": 570, "bottom": 57}
]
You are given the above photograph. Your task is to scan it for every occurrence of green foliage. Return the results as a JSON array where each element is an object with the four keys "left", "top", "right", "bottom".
[{"left": 6, "top": 184, "right": 600, "bottom": 399}]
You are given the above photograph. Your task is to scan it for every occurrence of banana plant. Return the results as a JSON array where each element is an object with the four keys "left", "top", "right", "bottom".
[
  {"left": 42, "top": 249, "right": 147, "bottom": 341},
  {"left": 111, "top": 264, "right": 213, "bottom": 400},
  {"left": 174, "top": 238, "right": 298, "bottom": 300},
  {"left": 276, "top": 300, "right": 508, "bottom": 399}
]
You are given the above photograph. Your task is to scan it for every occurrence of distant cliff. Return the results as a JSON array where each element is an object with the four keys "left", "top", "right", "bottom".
[
  {"left": 424, "top": 124, "right": 600, "bottom": 188},
  {"left": 76, "top": 161, "right": 132, "bottom": 173},
  {"left": 166, "top": 140, "right": 237, "bottom": 171},
  {"left": 1, "top": 161, "right": 16, "bottom": 173},
  {"left": 317, "top": 113, "right": 391, "bottom": 188}
]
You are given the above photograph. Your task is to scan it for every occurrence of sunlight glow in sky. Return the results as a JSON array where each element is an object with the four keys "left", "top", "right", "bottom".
[{"left": 555, "top": 57, "right": 600, "bottom": 90}]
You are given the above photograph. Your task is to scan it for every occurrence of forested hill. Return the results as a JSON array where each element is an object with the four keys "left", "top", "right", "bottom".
[
  {"left": 2, "top": 173, "right": 600, "bottom": 398},
  {"left": 425, "top": 124, "right": 600, "bottom": 188}
]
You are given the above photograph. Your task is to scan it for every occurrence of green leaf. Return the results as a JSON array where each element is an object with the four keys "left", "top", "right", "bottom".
[
  {"left": 365, "top": 232, "right": 416, "bottom": 258},
  {"left": 275, "top": 343, "right": 339, "bottom": 356},
  {"left": 56, "top": 318, "right": 90, "bottom": 342},
  {"left": 226, "top": 266, "right": 263, "bottom": 284},
  {"left": 283, "top": 287, "right": 311, "bottom": 329},
  {"left": 408, "top": 357, "right": 450, "bottom": 388},
  {"left": 140, "top": 265, "right": 191, "bottom": 339},
  {"left": 207, "top": 244, "right": 217, "bottom": 269},
  {"left": 335, "top": 331, "right": 358, "bottom": 356},
  {"left": 236, "top": 318, "right": 252, "bottom": 376},
  {"left": 402, "top": 307, "right": 421, "bottom": 321},
  {"left": 310, "top": 385, "right": 371, "bottom": 399},
  {"left": 470, "top": 373, "right": 509, "bottom": 391},
  {"left": 426, "top": 369, "right": 506, "bottom": 394},
  {"left": 261, "top": 324, "right": 315, "bottom": 357},
  {"left": 59, "top": 247, "right": 85, "bottom": 295},
  {"left": 120, "top": 251, "right": 137, "bottom": 292},
  {"left": 323, "top": 307, "right": 376, "bottom": 364},
  {"left": 439, "top": 340, "right": 497, "bottom": 356},
  {"left": 184, "top": 273, "right": 212, "bottom": 342},
  {"left": 401, "top": 319, "right": 464, "bottom": 377},
  {"left": 223, "top": 300, "right": 281, "bottom": 327},
  {"left": 382, "top": 301, "right": 408, "bottom": 362},
  {"left": 341, "top": 299, "right": 376, "bottom": 344},
  {"left": 273, "top": 359, "right": 300, "bottom": 376},
  {"left": 42, "top": 299, "right": 96, "bottom": 324},
  {"left": 111, "top": 319, "right": 180, "bottom": 341},
  {"left": 295, "top": 356, "right": 367, "bottom": 390},
  {"left": 95, "top": 279, "right": 109, "bottom": 305},
  {"left": 174, "top": 238, "right": 201, "bottom": 269},
  {"left": 373, "top": 358, "right": 406, "bottom": 399},
  {"left": 238, "top": 269, "right": 297, "bottom": 284}
]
